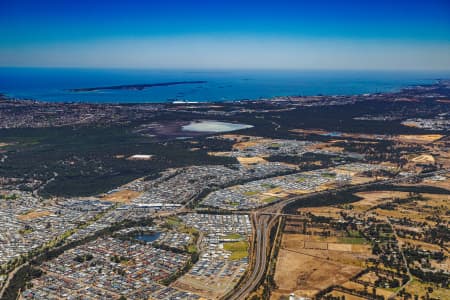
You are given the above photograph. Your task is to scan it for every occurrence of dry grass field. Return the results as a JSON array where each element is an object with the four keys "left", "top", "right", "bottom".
[
  {"left": 298, "top": 206, "right": 343, "bottom": 218},
  {"left": 397, "top": 134, "right": 444, "bottom": 144},
  {"left": 272, "top": 179, "right": 450, "bottom": 300},
  {"left": 101, "top": 189, "right": 142, "bottom": 203},
  {"left": 173, "top": 275, "right": 226, "bottom": 299},
  {"left": 272, "top": 232, "right": 374, "bottom": 299},
  {"left": 174, "top": 264, "right": 244, "bottom": 299},
  {"left": 350, "top": 191, "right": 411, "bottom": 212},
  {"left": 410, "top": 154, "right": 436, "bottom": 164},
  {"left": 273, "top": 249, "right": 362, "bottom": 299},
  {"left": 236, "top": 156, "right": 268, "bottom": 165},
  {"left": 404, "top": 279, "right": 450, "bottom": 300},
  {"left": 399, "top": 237, "right": 446, "bottom": 252},
  {"left": 291, "top": 128, "right": 445, "bottom": 145},
  {"left": 421, "top": 174, "right": 450, "bottom": 190},
  {"left": 327, "top": 290, "right": 367, "bottom": 300},
  {"left": 372, "top": 192, "right": 449, "bottom": 225},
  {"left": 17, "top": 210, "right": 52, "bottom": 221}
]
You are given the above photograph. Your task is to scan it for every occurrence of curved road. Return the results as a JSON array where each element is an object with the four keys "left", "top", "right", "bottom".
[{"left": 228, "top": 214, "right": 273, "bottom": 300}]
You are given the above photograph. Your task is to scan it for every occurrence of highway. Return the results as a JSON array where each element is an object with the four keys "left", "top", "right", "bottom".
[
  {"left": 228, "top": 213, "right": 274, "bottom": 300},
  {"left": 225, "top": 169, "right": 448, "bottom": 300}
]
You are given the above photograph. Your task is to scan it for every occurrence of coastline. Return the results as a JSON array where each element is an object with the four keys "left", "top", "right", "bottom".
[
  {"left": 0, "top": 79, "right": 447, "bottom": 106},
  {"left": 1, "top": 69, "right": 448, "bottom": 104}
]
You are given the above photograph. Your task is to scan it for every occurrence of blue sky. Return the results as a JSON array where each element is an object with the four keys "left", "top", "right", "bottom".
[{"left": 1, "top": 0, "right": 449, "bottom": 70}]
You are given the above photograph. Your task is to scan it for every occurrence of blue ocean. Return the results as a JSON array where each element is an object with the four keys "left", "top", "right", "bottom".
[{"left": 0, "top": 68, "right": 448, "bottom": 103}]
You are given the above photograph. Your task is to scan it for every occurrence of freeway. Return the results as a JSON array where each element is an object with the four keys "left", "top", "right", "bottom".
[
  {"left": 228, "top": 213, "right": 275, "bottom": 300},
  {"left": 225, "top": 169, "right": 449, "bottom": 300}
]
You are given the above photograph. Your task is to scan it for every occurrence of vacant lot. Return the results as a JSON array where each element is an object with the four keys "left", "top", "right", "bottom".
[
  {"left": 327, "top": 290, "right": 366, "bottom": 300},
  {"left": 273, "top": 233, "right": 373, "bottom": 298},
  {"left": 236, "top": 156, "right": 268, "bottom": 165},
  {"left": 273, "top": 249, "right": 361, "bottom": 298},
  {"left": 373, "top": 192, "right": 449, "bottom": 225},
  {"left": 349, "top": 190, "right": 412, "bottom": 212},
  {"left": 17, "top": 210, "right": 52, "bottom": 221},
  {"left": 298, "top": 206, "right": 343, "bottom": 218},
  {"left": 404, "top": 279, "right": 450, "bottom": 300},
  {"left": 223, "top": 241, "right": 249, "bottom": 260},
  {"left": 411, "top": 154, "right": 435, "bottom": 164},
  {"left": 397, "top": 134, "right": 443, "bottom": 144},
  {"left": 102, "top": 189, "right": 142, "bottom": 203}
]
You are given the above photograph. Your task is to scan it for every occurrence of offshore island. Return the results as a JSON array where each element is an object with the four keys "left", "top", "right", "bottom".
[
  {"left": 68, "top": 80, "right": 208, "bottom": 92},
  {"left": 0, "top": 80, "right": 449, "bottom": 300}
]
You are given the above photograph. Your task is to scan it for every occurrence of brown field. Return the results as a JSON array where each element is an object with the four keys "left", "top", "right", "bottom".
[
  {"left": 337, "top": 281, "right": 394, "bottom": 299},
  {"left": 290, "top": 128, "right": 332, "bottom": 136},
  {"left": 327, "top": 290, "right": 367, "bottom": 300},
  {"left": 357, "top": 271, "right": 380, "bottom": 284},
  {"left": 404, "top": 279, "right": 450, "bottom": 300},
  {"left": 402, "top": 121, "right": 420, "bottom": 128},
  {"left": 372, "top": 192, "right": 450, "bottom": 225},
  {"left": 282, "top": 233, "right": 370, "bottom": 254},
  {"left": 219, "top": 134, "right": 256, "bottom": 143},
  {"left": 421, "top": 175, "right": 450, "bottom": 190},
  {"left": 273, "top": 233, "right": 373, "bottom": 298},
  {"left": 410, "top": 154, "right": 435, "bottom": 164},
  {"left": 304, "top": 141, "right": 346, "bottom": 154},
  {"left": 399, "top": 237, "right": 445, "bottom": 252},
  {"left": 328, "top": 243, "right": 371, "bottom": 253},
  {"left": 208, "top": 151, "right": 230, "bottom": 156},
  {"left": 172, "top": 276, "right": 222, "bottom": 299},
  {"left": 17, "top": 210, "right": 52, "bottom": 221},
  {"left": 351, "top": 191, "right": 411, "bottom": 211},
  {"left": 273, "top": 249, "right": 362, "bottom": 298},
  {"left": 233, "top": 140, "right": 260, "bottom": 150},
  {"left": 431, "top": 256, "right": 449, "bottom": 272},
  {"left": 283, "top": 233, "right": 372, "bottom": 258},
  {"left": 298, "top": 206, "right": 343, "bottom": 218},
  {"left": 174, "top": 271, "right": 241, "bottom": 299},
  {"left": 102, "top": 189, "right": 142, "bottom": 203},
  {"left": 236, "top": 156, "right": 268, "bottom": 165},
  {"left": 290, "top": 128, "right": 445, "bottom": 145},
  {"left": 350, "top": 175, "right": 377, "bottom": 185},
  {"left": 397, "top": 134, "right": 444, "bottom": 144}
]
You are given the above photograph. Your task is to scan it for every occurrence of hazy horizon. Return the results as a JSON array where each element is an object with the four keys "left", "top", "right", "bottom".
[{"left": 1, "top": 0, "right": 449, "bottom": 71}]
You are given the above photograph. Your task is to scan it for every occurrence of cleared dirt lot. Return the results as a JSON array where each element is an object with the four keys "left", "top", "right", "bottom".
[
  {"left": 397, "top": 134, "right": 444, "bottom": 144},
  {"left": 272, "top": 249, "right": 362, "bottom": 299},
  {"left": 272, "top": 233, "right": 373, "bottom": 299},
  {"left": 411, "top": 154, "right": 435, "bottom": 164},
  {"left": 236, "top": 156, "right": 268, "bottom": 165},
  {"left": 101, "top": 189, "right": 142, "bottom": 203},
  {"left": 351, "top": 191, "right": 411, "bottom": 211},
  {"left": 17, "top": 210, "right": 52, "bottom": 221}
]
